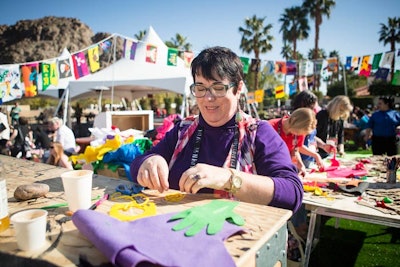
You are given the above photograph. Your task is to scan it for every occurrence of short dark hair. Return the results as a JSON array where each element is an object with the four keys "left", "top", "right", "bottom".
[
  {"left": 379, "top": 96, "right": 394, "bottom": 109},
  {"left": 191, "top": 46, "right": 244, "bottom": 94},
  {"left": 291, "top": 90, "right": 318, "bottom": 110}
]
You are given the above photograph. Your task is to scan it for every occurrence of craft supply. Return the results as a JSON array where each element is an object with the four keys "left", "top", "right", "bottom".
[
  {"left": 89, "top": 194, "right": 109, "bottom": 210},
  {"left": 384, "top": 157, "right": 399, "bottom": 184},
  {"left": 109, "top": 193, "right": 156, "bottom": 221},
  {"left": 164, "top": 192, "right": 185, "bottom": 202}
]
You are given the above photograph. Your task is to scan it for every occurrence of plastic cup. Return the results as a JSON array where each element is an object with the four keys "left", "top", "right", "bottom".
[
  {"left": 61, "top": 170, "right": 93, "bottom": 212},
  {"left": 11, "top": 209, "right": 48, "bottom": 251}
]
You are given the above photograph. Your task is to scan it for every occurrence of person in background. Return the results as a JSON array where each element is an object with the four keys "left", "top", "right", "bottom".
[
  {"left": 268, "top": 108, "right": 317, "bottom": 177},
  {"left": 46, "top": 142, "right": 73, "bottom": 169},
  {"left": 366, "top": 96, "right": 400, "bottom": 156},
  {"left": 0, "top": 107, "right": 10, "bottom": 155},
  {"left": 7, "top": 117, "right": 34, "bottom": 158},
  {"left": 48, "top": 117, "right": 77, "bottom": 156},
  {"left": 130, "top": 46, "right": 303, "bottom": 212},
  {"left": 291, "top": 90, "right": 334, "bottom": 169},
  {"left": 353, "top": 108, "right": 371, "bottom": 149},
  {"left": 33, "top": 125, "right": 52, "bottom": 162},
  {"left": 316, "top": 95, "right": 353, "bottom": 158},
  {"left": 10, "top": 101, "right": 21, "bottom": 126}
]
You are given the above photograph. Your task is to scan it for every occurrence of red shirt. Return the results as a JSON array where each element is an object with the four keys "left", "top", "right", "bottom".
[{"left": 268, "top": 117, "right": 305, "bottom": 154}]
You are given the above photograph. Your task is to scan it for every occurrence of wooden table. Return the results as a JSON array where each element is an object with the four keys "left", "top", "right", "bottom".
[{"left": 0, "top": 155, "right": 292, "bottom": 267}]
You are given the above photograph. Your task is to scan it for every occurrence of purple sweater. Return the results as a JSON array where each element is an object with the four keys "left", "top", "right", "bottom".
[{"left": 130, "top": 114, "right": 303, "bottom": 213}]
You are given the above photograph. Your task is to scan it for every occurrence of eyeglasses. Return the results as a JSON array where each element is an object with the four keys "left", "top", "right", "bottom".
[{"left": 190, "top": 83, "right": 236, "bottom": 98}]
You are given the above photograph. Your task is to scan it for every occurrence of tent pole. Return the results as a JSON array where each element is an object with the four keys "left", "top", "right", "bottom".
[
  {"left": 64, "top": 87, "right": 70, "bottom": 126},
  {"left": 111, "top": 35, "right": 117, "bottom": 110},
  {"left": 54, "top": 89, "right": 67, "bottom": 117}
]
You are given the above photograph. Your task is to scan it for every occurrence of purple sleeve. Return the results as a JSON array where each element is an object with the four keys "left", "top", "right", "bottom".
[
  {"left": 253, "top": 121, "right": 303, "bottom": 213},
  {"left": 130, "top": 124, "right": 181, "bottom": 184}
]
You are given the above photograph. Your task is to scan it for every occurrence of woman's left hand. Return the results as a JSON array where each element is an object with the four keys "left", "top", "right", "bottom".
[{"left": 179, "top": 163, "right": 230, "bottom": 194}]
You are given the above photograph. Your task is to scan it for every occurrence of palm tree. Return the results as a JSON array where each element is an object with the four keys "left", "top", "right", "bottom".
[
  {"left": 379, "top": 17, "right": 400, "bottom": 80},
  {"left": 239, "top": 15, "right": 274, "bottom": 91},
  {"left": 302, "top": 0, "right": 336, "bottom": 60},
  {"left": 281, "top": 44, "right": 293, "bottom": 60},
  {"left": 165, "top": 33, "right": 193, "bottom": 57},
  {"left": 279, "top": 6, "right": 309, "bottom": 60},
  {"left": 134, "top": 30, "right": 147, "bottom": 41}
]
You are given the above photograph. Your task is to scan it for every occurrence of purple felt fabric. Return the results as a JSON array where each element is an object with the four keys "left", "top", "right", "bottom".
[{"left": 72, "top": 210, "right": 244, "bottom": 267}]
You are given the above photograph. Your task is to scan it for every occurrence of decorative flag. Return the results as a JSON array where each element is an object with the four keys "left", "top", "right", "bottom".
[
  {"left": 250, "top": 59, "right": 261, "bottom": 72},
  {"left": 41, "top": 61, "right": 58, "bottom": 90},
  {"left": 72, "top": 52, "right": 90, "bottom": 79},
  {"left": 298, "top": 77, "right": 308, "bottom": 91},
  {"left": 167, "top": 48, "right": 178, "bottom": 66},
  {"left": 381, "top": 51, "right": 394, "bottom": 68},
  {"left": 146, "top": 44, "right": 157, "bottom": 64},
  {"left": 298, "top": 60, "right": 313, "bottom": 76},
  {"left": 314, "top": 59, "right": 324, "bottom": 74},
  {"left": 100, "top": 40, "right": 111, "bottom": 52},
  {"left": 123, "top": 39, "right": 137, "bottom": 60},
  {"left": 275, "top": 84, "right": 285, "bottom": 99},
  {"left": 183, "top": 52, "right": 194, "bottom": 68},
  {"left": 247, "top": 92, "right": 255, "bottom": 104},
  {"left": 288, "top": 82, "right": 297, "bottom": 96},
  {"left": 286, "top": 61, "right": 297, "bottom": 75},
  {"left": 326, "top": 58, "right": 338, "bottom": 72},
  {"left": 261, "top": 61, "right": 275, "bottom": 76},
  {"left": 88, "top": 45, "right": 100, "bottom": 73},
  {"left": 20, "top": 63, "right": 38, "bottom": 97},
  {"left": 0, "top": 65, "right": 22, "bottom": 103},
  {"left": 391, "top": 70, "right": 400, "bottom": 86},
  {"left": 351, "top": 57, "right": 360, "bottom": 71},
  {"left": 359, "top": 55, "right": 371, "bottom": 77},
  {"left": 57, "top": 58, "right": 72, "bottom": 79},
  {"left": 371, "top": 53, "right": 382, "bottom": 70},
  {"left": 240, "top": 57, "right": 250, "bottom": 74},
  {"left": 254, "top": 89, "right": 264, "bottom": 103},
  {"left": 275, "top": 61, "right": 287, "bottom": 74},
  {"left": 374, "top": 67, "right": 389, "bottom": 80},
  {"left": 345, "top": 57, "right": 352, "bottom": 70}
]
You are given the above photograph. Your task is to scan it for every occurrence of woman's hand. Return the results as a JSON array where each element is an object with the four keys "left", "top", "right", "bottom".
[
  {"left": 137, "top": 155, "right": 169, "bottom": 193},
  {"left": 179, "top": 163, "right": 231, "bottom": 194}
]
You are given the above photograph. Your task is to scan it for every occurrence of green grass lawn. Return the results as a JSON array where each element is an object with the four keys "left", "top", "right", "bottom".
[
  {"left": 309, "top": 148, "right": 400, "bottom": 267},
  {"left": 310, "top": 218, "right": 400, "bottom": 267}
]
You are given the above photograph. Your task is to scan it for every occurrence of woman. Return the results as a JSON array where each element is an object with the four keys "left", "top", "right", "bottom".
[
  {"left": 46, "top": 142, "right": 73, "bottom": 169},
  {"left": 268, "top": 108, "right": 317, "bottom": 177},
  {"left": 130, "top": 46, "right": 302, "bottom": 212},
  {"left": 316, "top": 95, "right": 353, "bottom": 158},
  {"left": 366, "top": 96, "right": 400, "bottom": 156}
]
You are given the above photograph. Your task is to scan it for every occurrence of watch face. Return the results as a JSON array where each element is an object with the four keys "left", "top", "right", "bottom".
[{"left": 232, "top": 176, "right": 242, "bottom": 188}]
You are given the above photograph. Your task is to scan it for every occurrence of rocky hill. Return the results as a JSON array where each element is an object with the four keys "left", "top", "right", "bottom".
[{"left": 0, "top": 16, "right": 116, "bottom": 64}]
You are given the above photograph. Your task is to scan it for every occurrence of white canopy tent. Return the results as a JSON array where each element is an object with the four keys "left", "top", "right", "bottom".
[
  {"left": 41, "top": 26, "right": 193, "bottom": 123},
  {"left": 68, "top": 26, "right": 193, "bottom": 100}
]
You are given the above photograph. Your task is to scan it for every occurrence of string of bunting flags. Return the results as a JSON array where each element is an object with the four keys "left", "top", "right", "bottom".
[
  {"left": 240, "top": 49, "right": 400, "bottom": 102},
  {"left": 0, "top": 31, "right": 399, "bottom": 104},
  {"left": 0, "top": 33, "right": 195, "bottom": 104}
]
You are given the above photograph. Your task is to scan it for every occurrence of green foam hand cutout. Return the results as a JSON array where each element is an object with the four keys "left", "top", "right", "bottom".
[{"left": 169, "top": 200, "right": 245, "bottom": 237}]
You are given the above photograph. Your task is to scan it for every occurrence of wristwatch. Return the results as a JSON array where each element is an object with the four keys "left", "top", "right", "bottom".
[{"left": 225, "top": 168, "right": 242, "bottom": 194}]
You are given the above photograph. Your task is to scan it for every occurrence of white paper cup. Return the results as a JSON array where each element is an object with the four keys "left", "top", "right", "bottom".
[
  {"left": 11, "top": 209, "right": 48, "bottom": 251},
  {"left": 61, "top": 170, "right": 93, "bottom": 212}
]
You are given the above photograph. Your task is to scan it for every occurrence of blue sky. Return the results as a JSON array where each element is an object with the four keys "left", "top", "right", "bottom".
[{"left": 2, "top": 0, "right": 399, "bottom": 61}]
